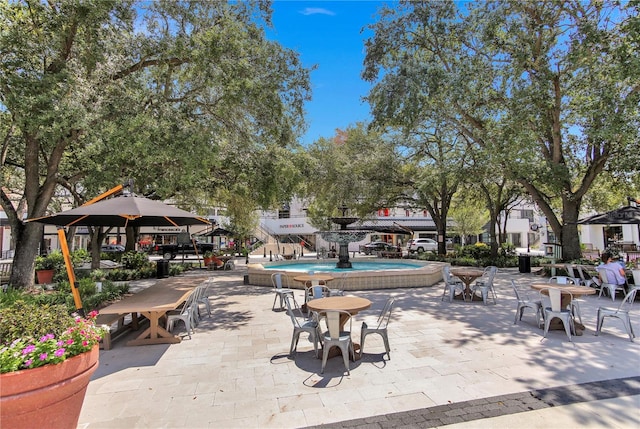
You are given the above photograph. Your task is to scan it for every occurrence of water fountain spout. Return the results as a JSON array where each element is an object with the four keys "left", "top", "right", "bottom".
[{"left": 319, "top": 213, "right": 367, "bottom": 269}]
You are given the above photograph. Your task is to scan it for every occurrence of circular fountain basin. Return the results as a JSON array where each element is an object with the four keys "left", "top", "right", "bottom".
[{"left": 247, "top": 259, "right": 446, "bottom": 291}]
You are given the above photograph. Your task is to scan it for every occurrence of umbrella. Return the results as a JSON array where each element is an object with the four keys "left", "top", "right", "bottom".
[
  {"left": 577, "top": 205, "right": 640, "bottom": 225},
  {"left": 202, "top": 227, "right": 234, "bottom": 237},
  {"left": 27, "top": 195, "right": 211, "bottom": 228}
]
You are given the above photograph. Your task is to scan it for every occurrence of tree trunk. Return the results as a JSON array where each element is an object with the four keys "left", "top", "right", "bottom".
[
  {"left": 8, "top": 223, "right": 41, "bottom": 289},
  {"left": 561, "top": 198, "right": 582, "bottom": 261}
]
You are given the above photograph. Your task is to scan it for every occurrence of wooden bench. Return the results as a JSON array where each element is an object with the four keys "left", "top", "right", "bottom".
[
  {"left": 0, "top": 262, "right": 12, "bottom": 285},
  {"left": 96, "top": 312, "right": 139, "bottom": 350}
]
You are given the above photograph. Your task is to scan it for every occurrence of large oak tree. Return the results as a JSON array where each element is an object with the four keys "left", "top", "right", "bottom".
[
  {"left": 1, "top": 0, "right": 311, "bottom": 288},
  {"left": 363, "top": 0, "right": 639, "bottom": 260}
]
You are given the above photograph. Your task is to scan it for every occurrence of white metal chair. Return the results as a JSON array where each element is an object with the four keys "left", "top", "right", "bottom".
[
  {"left": 575, "top": 265, "right": 597, "bottom": 288},
  {"left": 360, "top": 297, "right": 395, "bottom": 359},
  {"left": 196, "top": 279, "right": 214, "bottom": 318},
  {"left": 548, "top": 276, "right": 585, "bottom": 324},
  {"left": 271, "top": 272, "right": 294, "bottom": 311},
  {"left": 304, "top": 282, "right": 331, "bottom": 304},
  {"left": 319, "top": 310, "right": 354, "bottom": 375},
  {"left": 166, "top": 288, "right": 199, "bottom": 339},
  {"left": 441, "top": 266, "right": 465, "bottom": 302},
  {"left": 539, "top": 287, "right": 574, "bottom": 342},
  {"left": 511, "top": 280, "right": 542, "bottom": 328},
  {"left": 283, "top": 295, "right": 321, "bottom": 357},
  {"left": 596, "top": 267, "right": 627, "bottom": 301},
  {"left": 330, "top": 272, "right": 347, "bottom": 296},
  {"left": 595, "top": 287, "right": 639, "bottom": 342},
  {"left": 549, "top": 276, "right": 578, "bottom": 285},
  {"left": 471, "top": 266, "right": 498, "bottom": 304}
]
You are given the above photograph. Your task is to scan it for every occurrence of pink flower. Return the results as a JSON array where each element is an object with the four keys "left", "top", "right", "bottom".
[
  {"left": 24, "top": 359, "right": 33, "bottom": 367},
  {"left": 22, "top": 345, "right": 35, "bottom": 354},
  {"left": 39, "top": 353, "right": 48, "bottom": 361},
  {"left": 54, "top": 348, "right": 65, "bottom": 357},
  {"left": 82, "top": 340, "right": 89, "bottom": 347},
  {"left": 66, "top": 339, "right": 74, "bottom": 345}
]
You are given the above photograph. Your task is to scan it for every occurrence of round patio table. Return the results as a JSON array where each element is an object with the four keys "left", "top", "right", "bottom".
[
  {"left": 531, "top": 283, "right": 596, "bottom": 335},
  {"left": 306, "top": 296, "right": 372, "bottom": 360},
  {"left": 450, "top": 268, "right": 484, "bottom": 301},
  {"left": 292, "top": 273, "right": 335, "bottom": 286}
]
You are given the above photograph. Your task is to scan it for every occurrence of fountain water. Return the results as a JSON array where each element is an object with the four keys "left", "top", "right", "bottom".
[{"left": 319, "top": 206, "right": 367, "bottom": 269}]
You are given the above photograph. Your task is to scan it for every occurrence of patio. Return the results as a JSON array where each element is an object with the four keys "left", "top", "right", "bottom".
[{"left": 78, "top": 264, "right": 640, "bottom": 428}]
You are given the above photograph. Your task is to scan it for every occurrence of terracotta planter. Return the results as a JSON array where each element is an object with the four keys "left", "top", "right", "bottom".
[
  {"left": 203, "top": 257, "right": 213, "bottom": 266},
  {"left": 0, "top": 345, "right": 99, "bottom": 429},
  {"left": 36, "top": 269, "right": 55, "bottom": 284}
]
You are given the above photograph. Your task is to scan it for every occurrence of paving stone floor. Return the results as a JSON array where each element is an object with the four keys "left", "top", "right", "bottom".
[{"left": 78, "top": 259, "right": 640, "bottom": 428}]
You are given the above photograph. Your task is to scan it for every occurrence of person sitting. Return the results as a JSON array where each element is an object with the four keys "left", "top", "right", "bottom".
[{"left": 597, "top": 251, "right": 627, "bottom": 291}]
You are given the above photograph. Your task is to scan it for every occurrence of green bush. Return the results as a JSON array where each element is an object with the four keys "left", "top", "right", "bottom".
[
  {"left": 0, "top": 301, "right": 76, "bottom": 341},
  {"left": 121, "top": 251, "right": 149, "bottom": 270}
]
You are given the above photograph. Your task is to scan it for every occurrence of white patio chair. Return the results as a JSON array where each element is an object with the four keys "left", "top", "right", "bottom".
[
  {"left": 319, "top": 310, "right": 354, "bottom": 375},
  {"left": 271, "top": 272, "right": 294, "bottom": 311},
  {"left": 575, "top": 265, "right": 597, "bottom": 288},
  {"left": 166, "top": 288, "right": 199, "bottom": 339},
  {"left": 196, "top": 279, "right": 214, "bottom": 318},
  {"left": 596, "top": 267, "right": 627, "bottom": 301},
  {"left": 360, "top": 297, "right": 395, "bottom": 359},
  {"left": 595, "top": 287, "right": 639, "bottom": 342},
  {"left": 549, "top": 276, "right": 578, "bottom": 285},
  {"left": 511, "top": 280, "right": 543, "bottom": 328},
  {"left": 305, "top": 283, "right": 331, "bottom": 304},
  {"left": 548, "top": 276, "right": 584, "bottom": 324},
  {"left": 441, "top": 266, "right": 465, "bottom": 302},
  {"left": 283, "top": 295, "right": 321, "bottom": 357},
  {"left": 471, "top": 266, "right": 498, "bottom": 305},
  {"left": 539, "top": 287, "right": 574, "bottom": 342}
]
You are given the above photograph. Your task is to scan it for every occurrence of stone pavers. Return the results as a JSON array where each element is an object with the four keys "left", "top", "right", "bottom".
[
  {"left": 78, "top": 260, "right": 640, "bottom": 428},
  {"left": 306, "top": 376, "right": 640, "bottom": 428}
]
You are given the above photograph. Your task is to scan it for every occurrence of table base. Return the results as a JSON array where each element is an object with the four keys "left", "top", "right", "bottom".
[
  {"left": 322, "top": 343, "right": 362, "bottom": 361},
  {"left": 545, "top": 318, "right": 585, "bottom": 336}
]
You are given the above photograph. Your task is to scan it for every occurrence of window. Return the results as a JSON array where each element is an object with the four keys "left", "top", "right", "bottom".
[
  {"left": 278, "top": 202, "right": 290, "bottom": 219},
  {"left": 521, "top": 209, "right": 534, "bottom": 223}
]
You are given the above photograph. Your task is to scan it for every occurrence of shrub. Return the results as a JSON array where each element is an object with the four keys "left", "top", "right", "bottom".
[{"left": 120, "top": 251, "right": 149, "bottom": 270}]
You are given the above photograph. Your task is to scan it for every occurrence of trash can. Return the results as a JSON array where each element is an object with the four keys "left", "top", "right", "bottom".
[
  {"left": 518, "top": 254, "right": 531, "bottom": 273},
  {"left": 156, "top": 259, "right": 169, "bottom": 279}
]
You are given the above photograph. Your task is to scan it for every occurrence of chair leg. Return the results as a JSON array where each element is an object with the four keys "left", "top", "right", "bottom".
[
  {"left": 382, "top": 332, "right": 391, "bottom": 359},
  {"left": 564, "top": 317, "right": 572, "bottom": 342},
  {"left": 290, "top": 330, "right": 299, "bottom": 356},
  {"left": 360, "top": 331, "right": 366, "bottom": 357},
  {"left": 341, "top": 343, "right": 350, "bottom": 376},
  {"left": 621, "top": 315, "right": 635, "bottom": 342},
  {"left": 321, "top": 345, "right": 329, "bottom": 374}
]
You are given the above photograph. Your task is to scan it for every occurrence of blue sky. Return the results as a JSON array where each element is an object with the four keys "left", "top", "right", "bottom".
[{"left": 267, "top": 1, "right": 391, "bottom": 144}]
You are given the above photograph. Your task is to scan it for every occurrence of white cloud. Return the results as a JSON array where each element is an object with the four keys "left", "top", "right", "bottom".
[{"left": 299, "top": 7, "right": 336, "bottom": 16}]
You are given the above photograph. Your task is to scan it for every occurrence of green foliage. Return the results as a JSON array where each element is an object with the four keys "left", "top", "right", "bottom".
[
  {"left": 34, "top": 252, "right": 65, "bottom": 271},
  {"left": 120, "top": 251, "right": 149, "bottom": 270},
  {"left": 2, "top": 0, "right": 311, "bottom": 289},
  {"left": 0, "top": 301, "right": 76, "bottom": 342},
  {"left": 457, "top": 243, "right": 492, "bottom": 260}
]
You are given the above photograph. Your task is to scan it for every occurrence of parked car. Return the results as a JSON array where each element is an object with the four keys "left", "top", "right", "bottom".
[
  {"left": 361, "top": 241, "right": 395, "bottom": 255},
  {"left": 101, "top": 244, "right": 125, "bottom": 253},
  {"left": 408, "top": 238, "right": 437, "bottom": 253}
]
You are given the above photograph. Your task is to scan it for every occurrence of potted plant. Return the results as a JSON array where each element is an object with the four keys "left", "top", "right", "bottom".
[
  {"left": 203, "top": 251, "right": 215, "bottom": 267},
  {"left": 90, "top": 269, "right": 107, "bottom": 292},
  {"left": 34, "top": 251, "right": 64, "bottom": 284},
  {"left": 0, "top": 301, "right": 105, "bottom": 429}
]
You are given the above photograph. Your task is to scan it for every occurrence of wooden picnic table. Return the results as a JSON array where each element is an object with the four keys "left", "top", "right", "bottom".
[{"left": 99, "top": 275, "right": 209, "bottom": 346}]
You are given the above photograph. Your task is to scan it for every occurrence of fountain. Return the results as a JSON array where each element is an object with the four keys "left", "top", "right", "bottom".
[{"left": 319, "top": 205, "right": 367, "bottom": 269}]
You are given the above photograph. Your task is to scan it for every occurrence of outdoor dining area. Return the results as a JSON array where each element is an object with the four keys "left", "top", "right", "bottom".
[{"left": 75, "top": 259, "right": 640, "bottom": 428}]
